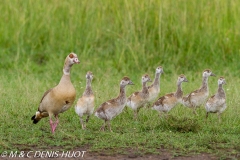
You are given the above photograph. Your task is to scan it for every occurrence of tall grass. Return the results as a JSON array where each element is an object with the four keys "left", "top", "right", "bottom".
[
  {"left": 0, "top": 0, "right": 240, "bottom": 158},
  {"left": 0, "top": 0, "right": 240, "bottom": 75}
]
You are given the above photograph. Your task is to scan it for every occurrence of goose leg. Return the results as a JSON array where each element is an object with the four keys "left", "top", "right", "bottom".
[
  {"left": 49, "top": 117, "right": 55, "bottom": 134},
  {"left": 158, "top": 111, "right": 162, "bottom": 117},
  {"left": 86, "top": 115, "right": 90, "bottom": 123},
  {"left": 218, "top": 112, "right": 221, "bottom": 123},
  {"left": 134, "top": 110, "right": 138, "bottom": 120},
  {"left": 190, "top": 102, "right": 197, "bottom": 115},
  {"left": 79, "top": 116, "right": 85, "bottom": 129},
  {"left": 134, "top": 108, "right": 140, "bottom": 120},
  {"left": 193, "top": 107, "right": 198, "bottom": 115},
  {"left": 100, "top": 120, "right": 106, "bottom": 131},
  {"left": 49, "top": 115, "right": 58, "bottom": 134},
  {"left": 107, "top": 120, "right": 112, "bottom": 132},
  {"left": 205, "top": 112, "right": 209, "bottom": 123},
  {"left": 84, "top": 115, "right": 90, "bottom": 129},
  {"left": 52, "top": 115, "right": 59, "bottom": 133},
  {"left": 165, "top": 112, "right": 169, "bottom": 119}
]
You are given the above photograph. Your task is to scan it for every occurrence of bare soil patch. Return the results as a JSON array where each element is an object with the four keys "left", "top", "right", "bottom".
[{"left": 2, "top": 145, "right": 239, "bottom": 160}]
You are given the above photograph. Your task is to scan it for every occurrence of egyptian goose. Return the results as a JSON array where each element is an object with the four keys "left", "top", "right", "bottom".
[
  {"left": 147, "top": 66, "right": 164, "bottom": 102},
  {"left": 205, "top": 77, "right": 227, "bottom": 123},
  {"left": 31, "top": 53, "right": 80, "bottom": 134},
  {"left": 152, "top": 74, "right": 188, "bottom": 116},
  {"left": 182, "top": 69, "right": 215, "bottom": 114},
  {"left": 75, "top": 71, "right": 94, "bottom": 129},
  {"left": 95, "top": 77, "right": 133, "bottom": 132},
  {"left": 126, "top": 74, "right": 152, "bottom": 120}
]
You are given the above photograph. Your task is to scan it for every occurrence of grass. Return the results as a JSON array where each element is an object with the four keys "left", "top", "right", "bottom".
[{"left": 0, "top": 0, "right": 240, "bottom": 159}]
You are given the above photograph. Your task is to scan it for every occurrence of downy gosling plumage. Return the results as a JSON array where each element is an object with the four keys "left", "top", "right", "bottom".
[
  {"left": 95, "top": 77, "right": 134, "bottom": 132},
  {"left": 147, "top": 66, "right": 164, "bottom": 103},
  {"left": 75, "top": 71, "right": 94, "bottom": 129},
  {"left": 182, "top": 69, "right": 215, "bottom": 114},
  {"left": 205, "top": 77, "right": 227, "bottom": 123},
  {"left": 152, "top": 74, "right": 188, "bottom": 116},
  {"left": 127, "top": 74, "right": 152, "bottom": 120}
]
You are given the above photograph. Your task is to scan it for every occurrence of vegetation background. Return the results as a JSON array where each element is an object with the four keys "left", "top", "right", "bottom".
[{"left": 0, "top": 0, "right": 239, "bottom": 159}]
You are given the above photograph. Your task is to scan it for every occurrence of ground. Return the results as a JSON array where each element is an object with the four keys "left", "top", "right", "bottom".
[
  {"left": 83, "top": 150, "right": 218, "bottom": 160},
  {"left": 0, "top": 147, "right": 222, "bottom": 160}
]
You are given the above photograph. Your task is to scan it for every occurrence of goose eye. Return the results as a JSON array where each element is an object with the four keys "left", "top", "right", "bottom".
[{"left": 69, "top": 53, "right": 74, "bottom": 58}]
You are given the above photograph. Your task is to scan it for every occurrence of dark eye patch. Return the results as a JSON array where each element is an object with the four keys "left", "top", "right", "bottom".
[{"left": 69, "top": 53, "right": 74, "bottom": 58}]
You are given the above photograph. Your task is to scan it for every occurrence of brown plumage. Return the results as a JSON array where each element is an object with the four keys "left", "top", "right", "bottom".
[
  {"left": 152, "top": 74, "right": 188, "bottom": 116},
  {"left": 182, "top": 69, "right": 215, "bottom": 114},
  {"left": 205, "top": 77, "right": 227, "bottom": 123},
  {"left": 126, "top": 74, "right": 152, "bottom": 119},
  {"left": 147, "top": 66, "right": 164, "bottom": 103},
  {"left": 95, "top": 76, "right": 134, "bottom": 132},
  {"left": 31, "top": 53, "right": 80, "bottom": 134}
]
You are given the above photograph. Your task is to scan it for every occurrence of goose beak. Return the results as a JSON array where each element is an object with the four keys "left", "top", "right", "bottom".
[
  {"left": 74, "top": 58, "right": 80, "bottom": 64},
  {"left": 128, "top": 81, "right": 134, "bottom": 85},
  {"left": 210, "top": 73, "right": 216, "bottom": 76}
]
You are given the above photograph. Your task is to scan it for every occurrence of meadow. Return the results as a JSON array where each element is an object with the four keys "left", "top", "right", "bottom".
[{"left": 0, "top": 0, "right": 240, "bottom": 159}]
